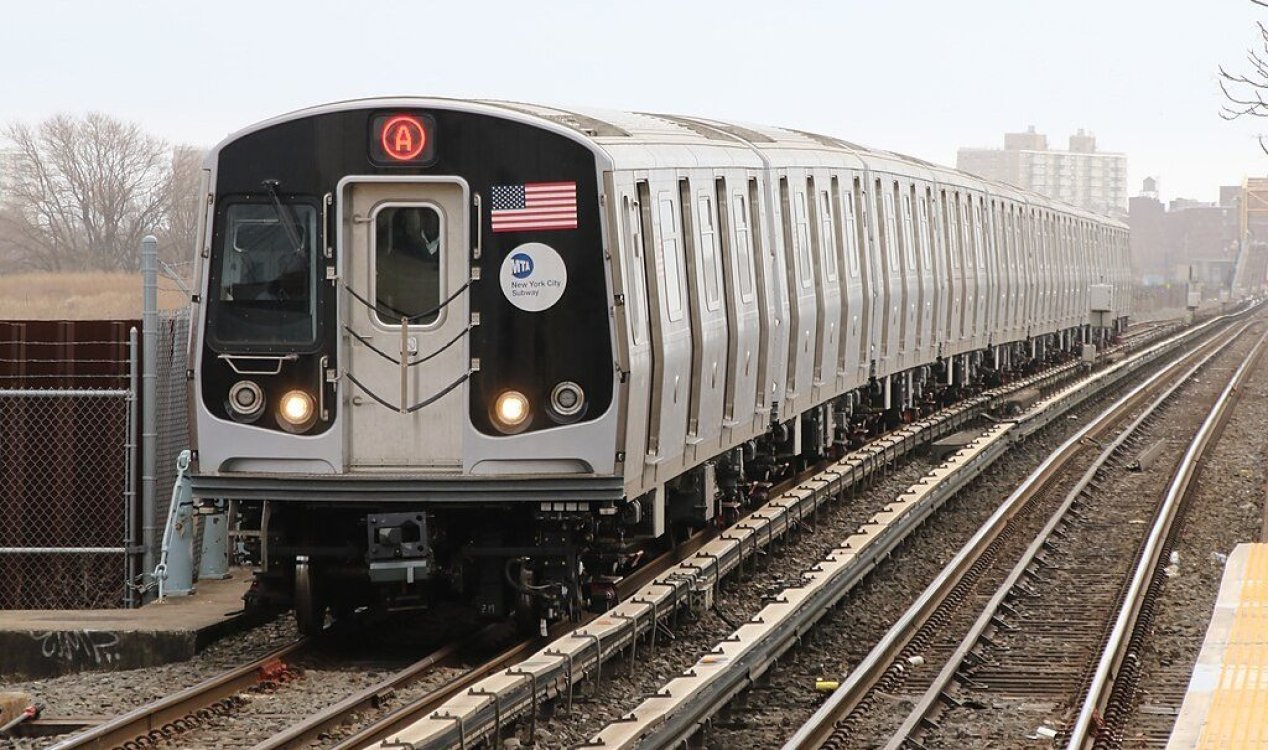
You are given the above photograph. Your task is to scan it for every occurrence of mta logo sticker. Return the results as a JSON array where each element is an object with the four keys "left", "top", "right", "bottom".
[
  {"left": 510, "top": 253, "right": 535, "bottom": 279},
  {"left": 500, "top": 243, "right": 567, "bottom": 313}
]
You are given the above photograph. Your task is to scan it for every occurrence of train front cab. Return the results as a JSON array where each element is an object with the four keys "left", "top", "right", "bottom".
[{"left": 189, "top": 101, "right": 626, "bottom": 630}]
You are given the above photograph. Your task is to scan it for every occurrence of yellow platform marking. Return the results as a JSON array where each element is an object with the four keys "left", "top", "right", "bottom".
[{"left": 1197, "top": 544, "right": 1268, "bottom": 749}]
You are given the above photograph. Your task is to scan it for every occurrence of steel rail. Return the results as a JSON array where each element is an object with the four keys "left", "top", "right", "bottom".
[
  {"left": 323, "top": 536, "right": 709, "bottom": 750},
  {"left": 249, "top": 625, "right": 506, "bottom": 750},
  {"left": 1064, "top": 330, "right": 1268, "bottom": 750},
  {"left": 324, "top": 635, "right": 551, "bottom": 750},
  {"left": 350, "top": 343, "right": 1124, "bottom": 750},
  {"left": 47, "top": 639, "right": 309, "bottom": 750},
  {"left": 876, "top": 321, "right": 1253, "bottom": 750},
  {"left": 30, "top": 311, "right": 1199, "bottom": 750},
  {"left": 37, "top": 345, "right": 1090, "bottom": 750},
  {"left": 568, "top": 312, "right": 1254, "bottom": 749},
  {"left": 781, "top": 319, "right": 1249, "bottom": 750}
]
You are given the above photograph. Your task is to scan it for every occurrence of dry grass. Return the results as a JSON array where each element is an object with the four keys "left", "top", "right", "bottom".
[{"left": 0, "top": 272, "right": 190, "bottom": 320}]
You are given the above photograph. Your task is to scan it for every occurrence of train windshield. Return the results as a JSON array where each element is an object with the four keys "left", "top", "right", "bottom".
[{"left": 209, "top": 202, "right": 318, "bottom": 348}]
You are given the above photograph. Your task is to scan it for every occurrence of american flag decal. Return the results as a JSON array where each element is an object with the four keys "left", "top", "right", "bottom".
[{"left": 490, "top": 181, "right": 578, "bottom": 232}]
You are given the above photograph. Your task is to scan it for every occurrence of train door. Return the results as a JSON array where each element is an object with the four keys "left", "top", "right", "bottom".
[
  {"left": 855, "top": 176, "right": 880, "bottom": 380},
  {"left": 1000, "top": 205, "right": 1016, "bottom": 341},
  {"left": 639, "top": 180, "right": 692, "bottom": 483},
  {"left": 928, "top": 189, "right": 948, "bottom": 358},
  {"left": 983, "top": 200, "right": 1001, "bottom": 348},
  {"left": 610, "top": 182, "right": 653, "bottom": 494},
  {"left": 715, "top": 176, "right": 760, "bottom": 439},
  {"left": 809, "top": 175, "right": 842, "bottom": 403},
  {"left": 1023, "top": 208, "right": 1038, "bottom": 336},
  {"left": 837, "top": 177, "right": 866, "bottom": 390},
  {"left": 918, "top": 187, "right": 938, "bottom": 362},
  {"left": 1054, "top": 217, "right": 1067, "bottom": 330},
  {"left": 876, "top": 179, "right": 901, "bottom": 375},
  {"left": 752, "top": 176, "right": 789, "bottom": 421},
  {"left": 1036, "top": 210, "right": 1052, "bottom": 334},
  {"left": 1064, "top": 219, "right": 1077, "bottom": 330},
  {"left": 780, "top": 176, "right": 816, "bottom": 416},
  {"left": 1014, "top": 207, "right": 1024, "bottom": 337},
  {"left": 944, "top": 192, "right": 965, "bottom": 354},
  {"left": 898, "top": 183, "right": 919, "bottom": 370},
  {"left": 1041, "top": 212, "right": 1055, "bottom": 333},
  {"left": 342, "top": 179, "right": 469, "bottom": 469},
  {"left": 1080, "top": 223, "right": 1091, "bottom": 325},
  {"left": 680, "top": 177, "right": 728, "bottom": 460},
  {"left": 966, "top": 197, "right": 984, "bottom": 350}
]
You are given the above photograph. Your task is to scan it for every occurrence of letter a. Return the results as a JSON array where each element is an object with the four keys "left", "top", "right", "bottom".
[{"left": 394, "top": 125, "right": 413, "bottom": 154}]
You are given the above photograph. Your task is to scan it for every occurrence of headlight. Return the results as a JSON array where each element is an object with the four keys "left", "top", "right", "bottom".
[
  {"left": 549, "top": 381, "right": 585, "bottom": 420},
  {"left": 227, "top": 380, "right": 265, "bottom": 422},
  {"left": 278, "top": 390, "right": 317, "bottom": 433},
  {"left": 493, "top": 390, "right": 530, "bottom": 432}
]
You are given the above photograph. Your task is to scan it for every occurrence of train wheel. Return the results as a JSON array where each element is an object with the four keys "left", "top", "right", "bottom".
[{"left": 294, "top": 556, "right": 325, "bottom": 636}]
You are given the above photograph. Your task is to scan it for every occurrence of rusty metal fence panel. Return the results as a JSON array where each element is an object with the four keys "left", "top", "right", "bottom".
[
  {"left": 0, "top": 310, "right": 193, "bottom": 610},
  {"left": 0, "top": 388, "right": 133, "bottom": 609},
  {"left": 0, "top": 322, "right": 139, "bottom": 609}
]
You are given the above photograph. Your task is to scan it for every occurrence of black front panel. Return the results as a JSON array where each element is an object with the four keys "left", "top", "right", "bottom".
[{"left": 202, "top": 105, "right": 613, "bottom": 437}]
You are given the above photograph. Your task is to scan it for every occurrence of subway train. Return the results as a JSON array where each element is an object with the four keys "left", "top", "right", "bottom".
[{"left": 185, "top": 98, "right": 1131, "bottom": 633}]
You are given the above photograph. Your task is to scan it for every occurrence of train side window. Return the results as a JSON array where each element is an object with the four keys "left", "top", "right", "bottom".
[
  {"left": 843, "top": 187, "right": 861, "bottom": 278},
  {"left": 917, "top": 194, "right": 932, "bottom": 267},
  {"left": 883, "top": 190, "right": 899, "bottom": 272},
  {"left": 901, "top": 190, "right": 916, "bottom": 269},
  {"left": 819, "top": 189, "right": 838, "bottom": 282},
  {"left": 373, "top": 204, "right": 442, "bottom": 327},
  {"left": 794, "top": 187, "right": 813, "bottom": 288},
  {"left": 1004, "top": 208, "right": 1013, "bottom": 267},
  {"left": 973, "top": 202, "right": 985, "bottom": 269},
  {"left": 947, "top": 194, "right": 961, "bottom": 270},
  {"left": 657, "top": 194, "right": 685, "bottom": 322},
  {"left": 1014, "top": 207, "right": 1024, "bottom": 265},
  {"left": 748, "top": 178, "right": 767, "bottom": 268},
  {"left": 994, "top": 203, "right": 1006, "bottom": 268},
  {"left": 960, "top": 199, "right": 972, "bottom": 270},
  {"left": 731, "top": 193, "right": 756, "bottom": 303},
  {"left": 623, "top": 195, "right": 648, "bottom": 346},
  {"left": 697, "top": 194, "right": 723, "bottom": 311}
]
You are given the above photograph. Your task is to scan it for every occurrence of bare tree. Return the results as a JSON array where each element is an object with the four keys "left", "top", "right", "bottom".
[
  {"left": 154, "top": 145, "right": 206, "bottom": 271},
  {"left": 1221, "top": 7, "right": 1268, "bottom": 153},
  {"left": 0, "top": 113, "right": 172, "bottom": 271}
]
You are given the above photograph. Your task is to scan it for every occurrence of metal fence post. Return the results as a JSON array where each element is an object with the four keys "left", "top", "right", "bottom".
[
  {"left": 125, "top": 327, "right": 140, "bottom": 608},
  {"left": 142, "top": 236, "right": 159, "bottom": 599}
]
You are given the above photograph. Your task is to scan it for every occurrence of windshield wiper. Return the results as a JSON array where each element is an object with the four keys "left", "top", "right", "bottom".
[{"left": 261, "top": 179, "right": 305, "bottom": 253}]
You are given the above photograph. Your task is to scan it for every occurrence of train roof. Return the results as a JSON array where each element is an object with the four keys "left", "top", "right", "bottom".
[{"left": 216, "top": 97, "right": 1126, "bottom": 228}]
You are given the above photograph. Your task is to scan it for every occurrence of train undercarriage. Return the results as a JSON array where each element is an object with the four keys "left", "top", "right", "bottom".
[{"left": 233, "top": 329, "right": 1114, "bottom": 635}]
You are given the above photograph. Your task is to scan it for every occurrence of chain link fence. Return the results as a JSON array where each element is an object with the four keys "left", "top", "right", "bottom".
[
  {"left": 0, "top": 323, "right": 136, "bottom": 609},
  {"left": 0, "top": 306, "right": 193, "bottom": 610},
  {"left": 154, "top": 309, "right": 191, "bottom": 542},
  {"left": 0, "top": 391, "right": 132, "bottom": 609}
]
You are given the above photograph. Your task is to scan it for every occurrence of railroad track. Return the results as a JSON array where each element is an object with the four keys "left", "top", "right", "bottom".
[
  {"left": 310, "top": 538, "right": 716, "bottom": 750},
  {"left": 30, "top": 311, "right": 1192, "bottom": 750},
  {"left": 343, "top": 318, "right": 1176, "bottom": 750},
  {"left": 1068, "top": 329, "right": 1268, "bottom": 750},
  {"left": 45, "top": 639, "right": 311, "bottom": 750},
  {"left": 576, "top": 306, "right": 1256, "bottom": 750},
  {"left": 246, "top": 624, "right": 512, "bottom": 750},
  {"left": 782, "top": 320, "right": 1262, "bottom": 750}
]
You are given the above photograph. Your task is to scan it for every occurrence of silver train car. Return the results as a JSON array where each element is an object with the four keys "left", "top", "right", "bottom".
[{"left": 186, "top": 98, "right": 1131, "bottom": 633}]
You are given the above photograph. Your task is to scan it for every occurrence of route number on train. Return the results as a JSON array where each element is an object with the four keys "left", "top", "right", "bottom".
[{"left": 369, "top": 113, "right": 437, "bottom": 166}]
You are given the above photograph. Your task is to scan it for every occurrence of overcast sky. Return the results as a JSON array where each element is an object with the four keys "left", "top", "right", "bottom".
[{"left": 1, "top": 0, "right": 1263, "bottom": 204}]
